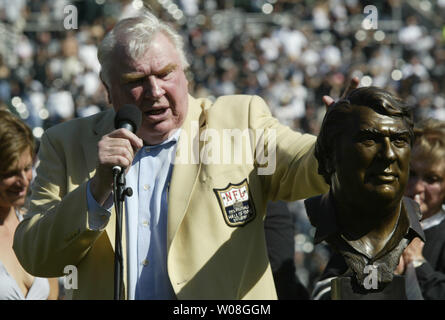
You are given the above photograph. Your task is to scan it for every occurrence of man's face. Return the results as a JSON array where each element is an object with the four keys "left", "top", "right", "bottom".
[
  {"left": 331, "top": 106, "right": 411, "bottom": 209},
  {"left": 107, "top": 32, "right": 189, "bottom": 145}
]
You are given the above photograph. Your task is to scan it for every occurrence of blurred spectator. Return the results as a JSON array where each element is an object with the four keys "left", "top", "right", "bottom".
[
  {"left": 0, "top": 109, "right": 58, "bottom": 299},
  {"left": 403, "top": 119, "right": 445, "bottom": 299},
  {"left": 398, "top": 16, "right": 423, "bottom": 48}
]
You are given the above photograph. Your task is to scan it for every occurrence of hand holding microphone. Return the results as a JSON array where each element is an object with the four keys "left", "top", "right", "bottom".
[
  {"left": 91, "top": 105, "right": 143, "bottom": 205},
  {"left": 112, "top": 105, "right": 143, "bottom": 174}
]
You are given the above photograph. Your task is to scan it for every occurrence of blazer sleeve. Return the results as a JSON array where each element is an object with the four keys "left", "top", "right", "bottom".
[
  {"left": 248, "top": 95, "right": 329, "bottom": 201},
  {"left": 13, "top": 128, "right": 103, "bottom": 277}
]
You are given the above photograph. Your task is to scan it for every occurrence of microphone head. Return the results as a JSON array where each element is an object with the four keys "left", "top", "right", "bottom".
[{"left": 114, "top": 104, "right": 142, "bottom": 133}]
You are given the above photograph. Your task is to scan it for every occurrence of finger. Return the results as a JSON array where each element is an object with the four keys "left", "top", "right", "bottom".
[
  {"left": 97, "top": 137, "right": 137, "bottom": 171},
  {"left": 322, "top": 95, "right": 335, "bottom": 110},
  {"left": 99, "top": 136, "right": 134, "bottom": 156},
  {"left": 412, "top": 237, "right": 424, "bottom": 245},
  {"left": 99, "top": 143, "right": 135, "bottom": 167},
  {"left": 340, "top": 76, "right": 360, "bottom": 99},
  {"left": 108, "top": 128, "right": 144, "bottom": 150},
  {"left": 394, "top": 255, "right": 405, "bottom": 275},
  {"left": 102, "top": 154, "right": 133, "bottom": 169},
  {"left": 351, "top": 76, "right": 360, "bottom": 88}
]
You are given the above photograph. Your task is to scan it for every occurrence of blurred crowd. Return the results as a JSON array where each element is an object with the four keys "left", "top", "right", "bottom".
[{"left": 1, "top": 0, "right": 444, "bottom": 294}]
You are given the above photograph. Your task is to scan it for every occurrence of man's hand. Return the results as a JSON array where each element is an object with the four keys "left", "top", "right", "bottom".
[
  {"left": 402, "top": 237, "right": 425, "bottom": 265},
  {"left": 322, "top": 76, "right": 360, "bottom": 109},
  {"left": 394, "top": 255, "right": 405, "bottom": 275},
  {"left": 394, "top": 237, "right": 426, "bottom": 275},
  {"left": 90, "top": 128, "right": 143, "bottom": 205}
]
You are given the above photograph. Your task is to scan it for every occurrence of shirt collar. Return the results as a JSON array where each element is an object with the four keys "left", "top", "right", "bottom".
[
  {"left": 421, "top": 210, "right": 445, "bottom": 230},
  {"left": 142, "top": 129, "right": 181, "bottom": 150}
]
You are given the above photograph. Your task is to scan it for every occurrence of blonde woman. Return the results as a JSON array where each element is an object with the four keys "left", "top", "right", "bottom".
[{"left": 403, "top": 118, "right": 445, "bottom": 299}]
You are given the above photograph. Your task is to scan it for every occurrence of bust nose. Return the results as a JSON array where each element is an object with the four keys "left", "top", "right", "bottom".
[{"left": 380, "top": 137, "right": 396, "bottom": 162}]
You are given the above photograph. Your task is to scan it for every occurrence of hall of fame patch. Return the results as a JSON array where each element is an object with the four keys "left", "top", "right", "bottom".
[{"left": 213, "top": 179, "right": 256, "bottom": 227}]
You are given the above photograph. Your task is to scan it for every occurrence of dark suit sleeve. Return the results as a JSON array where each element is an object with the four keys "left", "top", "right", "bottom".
[
  {"left": 415, "top": 262, "right": 445, "bottom": 300},
  {"left": 265, "top": 201, "right": 309, "bottom": 300}
]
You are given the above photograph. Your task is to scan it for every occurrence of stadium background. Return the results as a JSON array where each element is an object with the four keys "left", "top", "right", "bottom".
[{"left": 1, "top": 0, "right": 444, "bottom": 294}]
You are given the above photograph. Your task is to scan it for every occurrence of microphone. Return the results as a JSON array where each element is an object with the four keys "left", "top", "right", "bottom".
[
  {"left": 112, "top": 104, "right": 141, "bottom": 300},
  {"left": 112, "top": 104, "right": 142, "bottom": 174}
]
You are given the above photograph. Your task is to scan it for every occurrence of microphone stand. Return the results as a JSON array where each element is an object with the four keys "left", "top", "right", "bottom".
[{"left": 112, "top": 167, "right": 133, "bottom": 300}]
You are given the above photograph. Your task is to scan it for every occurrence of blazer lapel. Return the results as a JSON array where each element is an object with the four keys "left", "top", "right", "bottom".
[
  {"left": 167, "top": 95, "right": 207, "bottom": 250},
  {"left": 80, "top": 108, "right": 128, "bottom": 298},
  {"left": 80, "top": 109, "right": 118, "bottom": 250},
  {"left": 82, "top": 109, "right": 115, "bottom": 179}
]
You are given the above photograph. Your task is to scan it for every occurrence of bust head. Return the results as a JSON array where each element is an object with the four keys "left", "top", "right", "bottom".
[{"left": 315, "top": 87, "right": 414, "bottom": 214}]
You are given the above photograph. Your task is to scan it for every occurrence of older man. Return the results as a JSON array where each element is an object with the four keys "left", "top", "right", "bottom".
[
  {"left": 13, "top": 10, "right": 329, "bottom": 300},
  {"left": 307, "top": 87, "right": 425, "bottom": 299}
]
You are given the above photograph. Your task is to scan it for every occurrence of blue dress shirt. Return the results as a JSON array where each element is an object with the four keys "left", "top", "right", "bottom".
[{"left": 87, "top": 129, "right": 181, "bottom": 300}]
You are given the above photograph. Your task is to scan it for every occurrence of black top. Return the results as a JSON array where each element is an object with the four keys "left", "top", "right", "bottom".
[
  {"left": 415, "top": 218, "right": 445, "bottom": 300},
  {"left": 264, "top": 200, "right": 309, "bottom": 300}
]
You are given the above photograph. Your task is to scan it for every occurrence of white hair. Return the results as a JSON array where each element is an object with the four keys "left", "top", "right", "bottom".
[{"left": 98, "top": 10, "right": 189, "bottom": 86}]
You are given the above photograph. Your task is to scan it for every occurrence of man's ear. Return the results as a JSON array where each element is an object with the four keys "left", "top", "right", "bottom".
[
  {"left": 325, "top": 146, "right": 338, "bottom": 183},
  {"left": 100, "top": 72, "right": 112, "bottom": 105},
  {"left": 324, "top": 156, "right": 335, "bottom": 182}
]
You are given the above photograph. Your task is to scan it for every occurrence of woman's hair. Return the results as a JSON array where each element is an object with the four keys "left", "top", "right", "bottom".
[
  {"left": 315, "top": 86, "right": 414, "bottom": 185},
  {"left": 97, "top": 9, "right": 189, "bottom": 86},
  {"left": 411, "top": 118, "right": 445, "bottom": 165},
  {"left": 0, "top": 110, "right": 35, "bottom": 176}
]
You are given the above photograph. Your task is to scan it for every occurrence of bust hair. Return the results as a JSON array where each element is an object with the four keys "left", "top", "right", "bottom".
[
  {"left": 97, "top": 9, "right": 189, "bottom": 86},
  {"left": 315, "top": 86, "right": 414, "bottom": 185},
  {"left": 0, "top": 109, "right": 35, "bottom": 176}
]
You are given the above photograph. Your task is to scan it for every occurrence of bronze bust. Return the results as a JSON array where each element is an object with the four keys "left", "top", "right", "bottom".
[{"left": 306, "top": 87, "right": 425, "bottom": 299}]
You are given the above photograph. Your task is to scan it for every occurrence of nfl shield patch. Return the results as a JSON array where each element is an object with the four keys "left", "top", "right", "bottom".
[{"left": 213, "top": 179, "right": 256, "bottom": 227}]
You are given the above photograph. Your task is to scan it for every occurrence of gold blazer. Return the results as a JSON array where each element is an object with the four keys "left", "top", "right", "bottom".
[{"left": 13, "top": 95, "right": 328, "bottom": 299}]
